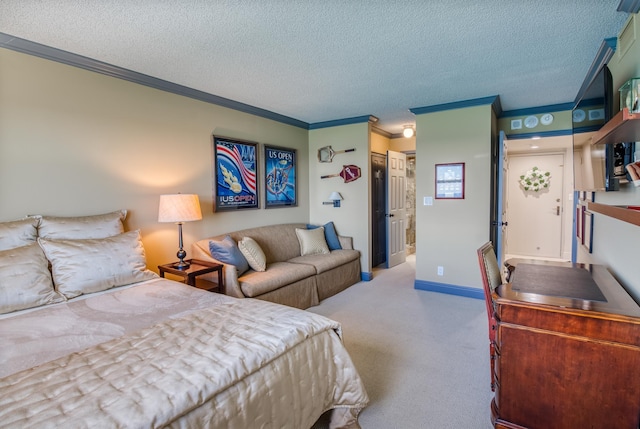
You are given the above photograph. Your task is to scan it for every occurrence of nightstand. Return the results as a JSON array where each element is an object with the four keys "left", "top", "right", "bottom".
[{"left": 158, "top": 259, "right": 225, "bottom": 294}]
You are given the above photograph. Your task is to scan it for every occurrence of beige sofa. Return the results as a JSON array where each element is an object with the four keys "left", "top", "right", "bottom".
[{"left": 192, "top": 223, "right": 361, "bottom": 309}]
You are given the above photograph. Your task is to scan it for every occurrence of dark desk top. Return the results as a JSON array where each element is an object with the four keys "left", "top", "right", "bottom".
[{"left": 497, "top": 259, "right": 640, "bottom": 318}]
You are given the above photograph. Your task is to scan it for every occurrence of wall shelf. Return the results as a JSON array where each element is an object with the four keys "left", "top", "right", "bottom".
[
  {"left": 588, "top": 202, "right": 640, "bottom": 227},
  {"left": 591, "top": 108, "right": 640, "bottom": 146}
]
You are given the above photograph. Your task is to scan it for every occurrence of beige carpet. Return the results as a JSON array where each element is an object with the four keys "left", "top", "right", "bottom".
[{"left": 307, "top": 255, "right": 494, "bottom": 428}]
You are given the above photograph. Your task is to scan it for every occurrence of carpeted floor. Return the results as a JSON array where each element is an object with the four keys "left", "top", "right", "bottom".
[{"left": 307, "top": 255, "right": 494, "bottom": 428}]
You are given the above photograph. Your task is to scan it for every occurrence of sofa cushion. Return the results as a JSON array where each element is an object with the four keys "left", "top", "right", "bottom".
[
  {"left": 295, "top": 227, "right": 329, "bottom": 256},
  {"left": 239, "top": 261, "right": 316, "bottom": 297},
  {"left": 209, "top": 235, "right": 249, "bottom": 275},
  {"left": 307, "top": 221, "right": 342, "bottom": 250},
  {"left": 289, "top": 249, "right": 360, "bottom": 274},
  {"left": 238, "top": 237, "right": 267, "bottom": 272},
  {"left": 0, "top": 217, "right": 39, "bottom": 251},
  {"left": 0, "top": 243, "right": 65, "bottom": 314}
]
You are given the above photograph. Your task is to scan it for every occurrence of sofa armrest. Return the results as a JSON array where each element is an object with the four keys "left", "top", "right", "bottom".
[
  {"left": 191, "top": 239, "right": 245, "bottom": 298},
  {"left": 338, "top": 235, "right": 353, "bottom": 250}
]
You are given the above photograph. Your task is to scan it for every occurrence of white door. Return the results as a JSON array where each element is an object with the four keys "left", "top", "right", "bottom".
[
  {"left": 496, "top": 132, "right": 508, "bottom": 266},
  {"left": 506, "top": 153, "right": 564, "bottom": 258},
  {"left": 386, "top": 150, "right": 407, "bottom": 268}
]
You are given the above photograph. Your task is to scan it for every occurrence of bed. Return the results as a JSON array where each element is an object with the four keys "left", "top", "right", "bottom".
[{"left": 0, "top": 212, "right": 368, "bottom": 428}]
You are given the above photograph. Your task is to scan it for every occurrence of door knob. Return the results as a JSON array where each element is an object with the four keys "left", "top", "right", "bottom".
[{"left": 556, "top": 206, "right": 560, "bottom": 216}]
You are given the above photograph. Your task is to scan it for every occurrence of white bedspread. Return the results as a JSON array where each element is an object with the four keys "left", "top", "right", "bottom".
[{"left": 0, "top": 279, "right": 368, "bottom": 428}]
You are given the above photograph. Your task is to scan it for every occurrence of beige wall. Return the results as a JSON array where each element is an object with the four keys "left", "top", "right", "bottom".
[
  {"left": 309, "top": 123, "right": 371, "bottom": 275},
  {"left": 0, "top": 48, "right": 310, "bottom": 272},
  {"left": 580, "top": 13, "right": 640, "bottom": 299},
  {"left": 415, "top": 104, "right": 493, "bottom": 289}
]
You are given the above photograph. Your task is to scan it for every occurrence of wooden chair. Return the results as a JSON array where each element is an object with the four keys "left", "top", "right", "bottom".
[{"left": 477, "top": 241, "right": 503, "bottom": 391}]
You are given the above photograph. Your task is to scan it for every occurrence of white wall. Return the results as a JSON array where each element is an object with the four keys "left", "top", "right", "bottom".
[
  {"left": 0, "top": 48, "right": 310, "bottom": 272},
  {"left": 415, "top": 104, "right": 493, "bottom": 289},
  {"left": 308, "top": 123, "right": 371, "bottom": 276}
]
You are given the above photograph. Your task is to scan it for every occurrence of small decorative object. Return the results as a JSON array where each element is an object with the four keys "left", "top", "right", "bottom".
[
  {"left": 317, "top": 146, "right": 356, "bottom": 162},
  {"left": 619, "top": 77, "right": 640, "bottom": 113},
  {"left": 264, "top": 145, "right": 297, "bottom": 208},
  {"left": 435, "top": 163, "right": 465, "bottom": 199},
  {"left": 626, "top": 160, "right": 640, "bottom": 187},
  {"left": 158, "top": 194, "right": 203, "bottom": 270},
  {"left": 213, "top": 136, "right": 259, "bottom": 211},
  {"left": 519, "top": 166, "right": 551, "bottom": 192},
  {"left": 320, "top": 164, "right": 361, "bottom": 183}
]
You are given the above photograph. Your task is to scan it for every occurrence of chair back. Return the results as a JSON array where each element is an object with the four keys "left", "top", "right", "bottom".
[
  {"left": 477, "top": 241, "right": 503, "bottom": 391},
  {"left": 477, "top": 242, "right": 503, "bottom": 334}
]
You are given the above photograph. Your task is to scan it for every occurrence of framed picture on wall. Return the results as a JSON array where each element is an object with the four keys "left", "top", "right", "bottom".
[
  {"left": 212, "top": 136, "right": 259, "bottom": 212},
  {"left": 264, "top": 144, "right": 297, "bottom": 208},
  {"left": 435, "top": 162, "right": 465, "bottom": 199}
]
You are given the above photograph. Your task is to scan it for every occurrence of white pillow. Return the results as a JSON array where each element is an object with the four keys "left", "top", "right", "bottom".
[
  {"left": 238, "top": 237, "right": 267, "bottom": 272},
  {"left": 37, "top": 210, "right": 127, "bottom": 240},
  {"left": 38, "top": 230, "right": 157, "bottom": 299},
  {"left": 0, "top": 217, "right": 39, "bottom": 251},
  {"left": 0, "top": 243, "right": 64, "bottom": 314},
  {"left": 295, "top": 227, "right": 330, "bottom": 256}
]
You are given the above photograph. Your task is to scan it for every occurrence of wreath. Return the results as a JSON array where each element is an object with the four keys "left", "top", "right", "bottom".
[{"left": 519, "top": 166, "right": 551, "bottom": 192}]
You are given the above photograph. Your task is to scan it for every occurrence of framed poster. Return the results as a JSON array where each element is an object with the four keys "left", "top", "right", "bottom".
[
  {"left": 435, "top": 163, "right": 465, "bottom": 199},
  {"left": 212, "top": 136, "right": 259, "bottom": 212},
  {"left": 264, "top": 145, "right": 297, "bottom": 208}
]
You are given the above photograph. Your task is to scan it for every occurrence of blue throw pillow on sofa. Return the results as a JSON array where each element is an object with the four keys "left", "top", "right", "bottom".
[
  {"left": 209, "top": 235, "right": 249, "bottom": 275},
  {"left": 306, "top": 221, "right": 342, "bottom": 250}
]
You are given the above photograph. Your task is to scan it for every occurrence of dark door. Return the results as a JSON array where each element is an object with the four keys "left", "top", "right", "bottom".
[{"left": 371, "top": 153, "right": 386, "bottom": 267}]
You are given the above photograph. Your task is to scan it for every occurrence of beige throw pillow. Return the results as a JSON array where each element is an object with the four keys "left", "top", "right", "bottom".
[
  {"left": 295, "top": 227, "right": 330, "bottom": 256},
  {"left": 238, "top": 237, "right": 267, "bottom": 272},
  {"left": 0, "top": 243, "right": 64, "bottom": 314},
  {"left": 38, "top": 230, "right": 157, "bottom": 299},
  {"left": 37, "top": 210, "right": 127, "bottom": 240}
]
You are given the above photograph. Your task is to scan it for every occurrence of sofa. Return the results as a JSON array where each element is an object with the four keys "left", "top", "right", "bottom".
[{"left": 192, "top": 223, "right": 361, "bottom": 309}]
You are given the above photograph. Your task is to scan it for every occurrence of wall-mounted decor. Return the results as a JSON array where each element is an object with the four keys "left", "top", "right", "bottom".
[
  {"left": 264, "top": 145, "right": 297, "bottom": 208},
  {"left": 435, "top": 163, "right": 464, "bottom": 199},
  {"left": 212, "top": 136, "right": 259, "bottom": 212},
  {"left": 320, "top": 164, "right": 361, "bottom": 183},
  {"left": 519, "top": 166, "right": 551, "bottom": 192},
  {"left": 317, "top": 145, "right": 355, "bottom": 162}
]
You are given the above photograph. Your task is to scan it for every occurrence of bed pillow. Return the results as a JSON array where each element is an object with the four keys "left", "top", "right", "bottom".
[
  {"left": 37, "top": 210, "right": 127, "bottom": 240},
  {"left": 306, "top": 221, "right": 342, "bottom": 250},
  {"left": 0, "top": 217, "right": 40, "bottom": 251},
  {"left": 38, "top": 230, "right": 157, "bottom": 299},
  {"left": 209, "top": 235, "right": 249, "bottom": 275},
  {"left": 0, "top": 243, "right": 64, "bottom": 314},
  {"left": 238, "top": 237, "right": 267, "bottom": 272},
  {"left": 296, "top": 227, "right": 330, "bottom": 256}
]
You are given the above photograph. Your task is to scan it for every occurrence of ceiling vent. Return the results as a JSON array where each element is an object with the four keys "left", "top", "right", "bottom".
[{"left": 618, "top": 15, "right": 636, "bottom": 60}]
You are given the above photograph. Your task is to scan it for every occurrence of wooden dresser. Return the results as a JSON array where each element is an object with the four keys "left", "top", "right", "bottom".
[{"left": 492, "top": 261, "right": 640, "bottom": 429}]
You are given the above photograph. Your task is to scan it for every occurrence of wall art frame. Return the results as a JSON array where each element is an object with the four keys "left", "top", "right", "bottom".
[
  {"left": 212, "top": 135, "right": 259, "bottom": 212},
  {"left": 264, "top": 144, "right": 297, "bottom": 208},
  {"left": 435, "top": 162, "right": 465, "bottom": 199}
]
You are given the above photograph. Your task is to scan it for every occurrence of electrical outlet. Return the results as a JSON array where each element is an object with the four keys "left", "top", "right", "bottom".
[{"left": 437, "top": 266, "right": 444, "bottom": 276}]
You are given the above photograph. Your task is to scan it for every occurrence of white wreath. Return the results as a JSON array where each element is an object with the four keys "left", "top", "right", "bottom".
[{"left": 519, "top": 166, "right": 551, "bottom": 192}]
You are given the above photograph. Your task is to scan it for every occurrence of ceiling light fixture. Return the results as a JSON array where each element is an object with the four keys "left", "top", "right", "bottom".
[{"left": 402, "top": 125, "right": 415, "bottom": 138}]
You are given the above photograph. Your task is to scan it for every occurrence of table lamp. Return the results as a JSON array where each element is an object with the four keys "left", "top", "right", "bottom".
[{"left": 158, "top": 193, "right": 202, "bottom": 270}]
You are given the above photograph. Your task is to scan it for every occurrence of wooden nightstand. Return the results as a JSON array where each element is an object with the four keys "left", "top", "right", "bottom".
[{"left": 158, "top": 259, "right": 225, "bottom": 294}]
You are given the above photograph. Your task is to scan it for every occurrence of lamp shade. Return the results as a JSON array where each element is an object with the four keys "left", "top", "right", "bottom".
[
  {"left": 158, "top": 194, "right": 202, "bottom": 223},
  {"left": 328, "top": 191, "right": 343, "bottom": 201}
]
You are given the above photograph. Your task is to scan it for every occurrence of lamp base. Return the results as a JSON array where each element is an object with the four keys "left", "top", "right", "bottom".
[{"left": 172, "top": 260, "right": 191, "bottom": 270}]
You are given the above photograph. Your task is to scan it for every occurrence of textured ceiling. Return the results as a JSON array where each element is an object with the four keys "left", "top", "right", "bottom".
[{"left": 0, "top": 1, "right": 630, "bottom": 134}]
